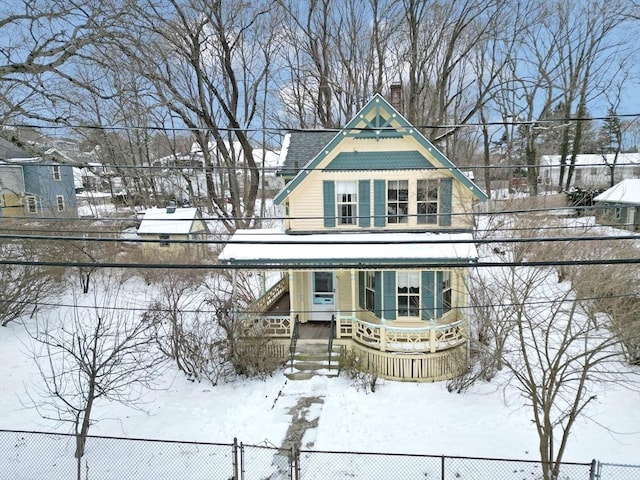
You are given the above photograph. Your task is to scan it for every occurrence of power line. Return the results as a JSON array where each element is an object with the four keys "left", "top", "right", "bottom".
[
  {"left": 1, "top": 257, "right": 639, "bottom": 270},
  {"left": 5, "top": 112, "right": 640, "bottom": 134}
]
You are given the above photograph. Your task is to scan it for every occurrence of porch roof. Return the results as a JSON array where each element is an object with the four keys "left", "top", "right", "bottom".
[{"left": 218, "top": 229, "right": 478, "bottom": 268}]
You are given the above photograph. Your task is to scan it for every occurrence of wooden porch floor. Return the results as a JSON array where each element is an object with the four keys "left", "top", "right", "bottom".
[{"left": 264, "top": 292, "right": 332, "bottom": 340}]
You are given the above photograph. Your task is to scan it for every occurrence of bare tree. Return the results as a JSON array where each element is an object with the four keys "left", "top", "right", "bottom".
[
  {"left": 26, "top": 272, "right": 164, "bottom": 480},
  {"left": 468, "top": 217, "right": 639, "bottom": 480},
  {"left": 0, "top": 236, "right": 65, "bottom": 326}
]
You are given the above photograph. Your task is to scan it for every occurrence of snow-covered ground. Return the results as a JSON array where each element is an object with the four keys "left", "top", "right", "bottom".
[{"left": 1, "top": 213, "right": 639, "bottom": 476}]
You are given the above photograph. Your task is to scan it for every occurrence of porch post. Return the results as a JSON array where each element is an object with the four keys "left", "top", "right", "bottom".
[
  {"left": 350, "top": 269, "right": 356, "bottom": 317},
  {"left": 288, "top": 269, "right": 295, "bottom": 328}
]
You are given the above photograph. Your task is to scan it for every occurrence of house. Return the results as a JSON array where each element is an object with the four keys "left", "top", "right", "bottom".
[
  {"left": 137, "top": 204, "right": 209, "bottom": 255},
  {"left": 539, "top": 153, "right": 640, "bottom": 190},
  {"left": 218, "top": 92, "right": 487, "bottom": 382},
  {"left": 0, "top": 138, "right": 78, "bottom": 218},
  {"left": 593, "top": 179, "right": 640, "bottom": 231}
]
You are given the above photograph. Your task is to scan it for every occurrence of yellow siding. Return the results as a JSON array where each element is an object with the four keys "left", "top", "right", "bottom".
[{"left": 285, "top": 134, "right": 476, "bottom": 232}]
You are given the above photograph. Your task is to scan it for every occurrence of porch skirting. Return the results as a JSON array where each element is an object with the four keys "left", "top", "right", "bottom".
[
  {"left": 264, "top": 337, "right": 466, "bottom": 382},
  {"left": 348, "top": 341, "right": 467, "bottom": 382}
]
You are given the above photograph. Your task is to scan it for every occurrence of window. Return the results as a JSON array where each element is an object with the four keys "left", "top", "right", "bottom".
[
  {"left": 387, "top": 180, "right": 408, "bottom": 224},
  {"left": 397, "top": 271, "right": 419, "bottom": 317},
  {"left": 365, "top": 271, "right": 376, "bottom": 312},
  {"left": 159, "top": 234, "right": 170, "bottom": 246},
  {"left": 442, "top": 271, "right": 452, "bottom": 314},
  {"left": 417, "top": 179, "right": 438, "bottom": 224},
  {"left": 336, "top": 181, "right": 357, "bottom": 225},
  {"left": 26, "top": 196, "right": 37, "bottom": 213},
  {"left": 52, "top": 165, "right": 61, "bottom": 180},
  {"left": 56, "top": 195, "right": 65, "bottom": 211}
]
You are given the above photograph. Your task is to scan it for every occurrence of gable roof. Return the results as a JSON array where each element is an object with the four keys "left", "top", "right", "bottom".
[
  {"left": 594, "top": 179, "right": 640, "bottom": 204},
  {"left": 0, "top": 137, "right": 35, "bottom": 160},
  {"left": 137, "top": 207, "right": 205, "bottom": 235},
  {"left": 278, "top": 130, "right": 338, "bottom": 177},
  {"left": 274, "top": 93, "right": 487, "bottom": 204}
]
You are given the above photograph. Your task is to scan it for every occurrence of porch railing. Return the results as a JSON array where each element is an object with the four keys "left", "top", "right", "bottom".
[
  {"left": 344, "top": 317, "right": 466, "bottom": 353},
  {"left": 251, "top": 276, "right": 289, "bottom": 314}
]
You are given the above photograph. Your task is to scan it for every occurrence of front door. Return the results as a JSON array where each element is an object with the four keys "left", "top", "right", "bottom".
[{"left": 310, "top": 272, "right": 334, "bottom": 321}]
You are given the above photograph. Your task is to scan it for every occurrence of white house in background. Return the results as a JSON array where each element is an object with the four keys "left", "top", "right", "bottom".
[
  {"left": 137, "top": 204, "right": 209, "bottom": 255},
  {"left": 594, "top": 179, "right": 640, "bottom": 231},
  {"left": 539, "top": 153, "right": 640, "bottom": 190}
]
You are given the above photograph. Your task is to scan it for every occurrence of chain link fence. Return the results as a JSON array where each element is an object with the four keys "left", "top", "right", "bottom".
[{"left": 1, "top": 429, "right": 638, "bottom": 480}]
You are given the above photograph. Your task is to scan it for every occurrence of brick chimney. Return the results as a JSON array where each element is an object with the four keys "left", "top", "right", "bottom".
[{"left": 389, "top": 83, "right": 403, "bottom": 114}]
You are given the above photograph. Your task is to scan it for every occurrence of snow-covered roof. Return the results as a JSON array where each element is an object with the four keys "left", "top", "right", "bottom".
[
  {"left": 594, "top": 179, "right": 640, "bottom": 204},
  {"left": 218, "top": 229, "right": 478, "bottom": 267},
  {"left": 540, "top": 153, "right": 640, "bottom": 167},
  {"left": 137, "top": 207, "right": 203, "bottom": 235}
]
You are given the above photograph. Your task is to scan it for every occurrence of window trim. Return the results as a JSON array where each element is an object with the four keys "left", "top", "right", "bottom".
[
  {"left": 417, "top": 179, "right": 439, "bottom": 225},
  {"left": 365, "top": 271, "right": 376, "bottom": 312},
  {"left": 26, "top": 196, "right": 38, "bottom": 213},
  {"left": 442, "top": 271, "right": 452, "bottom": 314},
  {"left": 397, "top": 271, "right": 420, "bottom": 318},
  {"left": 336, "top": 180, "right": 358, "bottom": 225},
  {"left": 387, "top": 180, "right": 409, "bottom": 224},
  {"left": 56, "top": 195, "right": 65, "bottom": 212},
  {"left": 159, "top": 233, "right": 170, "bottom": 246},
  {"left": 52, "top": 165, "right": 61, "bottom": 181}
]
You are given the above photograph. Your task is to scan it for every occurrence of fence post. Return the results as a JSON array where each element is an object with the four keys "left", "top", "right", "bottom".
[
  {"left": 589, "top": 459, "right": 599, "bottom": 480},
  {"left": 232, "top": 437, "right": 239, "bottom": 480},
  {"left": 441, "top": 454, "right": 445, "bottom": 480}
]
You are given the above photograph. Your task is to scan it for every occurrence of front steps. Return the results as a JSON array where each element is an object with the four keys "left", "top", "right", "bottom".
[{"left": 285, "top": 342, "right": 342, "bottom": 380}]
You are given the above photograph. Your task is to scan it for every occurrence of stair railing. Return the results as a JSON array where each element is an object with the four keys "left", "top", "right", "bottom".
[
  {"left": 328, "top": 314, "right": 336, "bottom": 371},
  {"left": 289, "top": 314, "right": 300, "bottom": 372}
]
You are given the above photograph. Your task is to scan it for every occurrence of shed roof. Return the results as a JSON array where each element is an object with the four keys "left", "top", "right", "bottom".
[
  {"left": 137, "top": 207, "right": 204, "bottom": 235},
  {"left": 594, "top": 179, "right": 640, "bottom": 205},
  {"left": 218, "top": 228, "right": 478, "bottom": 268}
]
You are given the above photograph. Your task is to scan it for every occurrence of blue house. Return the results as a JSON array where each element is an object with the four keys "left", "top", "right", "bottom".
[{"left": 0, "top": 138, "right": 78, "bottom": 218}]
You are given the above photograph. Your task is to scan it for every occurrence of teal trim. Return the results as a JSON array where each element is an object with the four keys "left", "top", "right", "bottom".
[
  {"left": 358, "top": 180, "right": 370, "bottom": 227},
  {"left": 325, "top": 151, "right": 435, "bottom": 171},
  {"left": 273, "top": 93, "right": 488, "bottom": 206},
  {"left": 421, "top": 271, "right": 435, "bottom": 321},
  {"left": 358, "top": 271, "right": 365, "bottom": 308},
  {"left": 374, "top": 271, "right": 383, "bottom": 317},
  {"left": 374, "top": 180, "right": 386, "bottom": 227},
  {"left": 440, "top": 178, "right": 452, "bottom": 226},
  {"left": 219, "top": 257, "right": 475, "bottom": 267},
  {"left": 435, "top": 271, "right": 444, "bottom": 319},
  {"left": 323, "top": 180, "right": 335, "bottom": 227},
  {"left": 383, "top": 271, "right": 396, "bottom": 320}
]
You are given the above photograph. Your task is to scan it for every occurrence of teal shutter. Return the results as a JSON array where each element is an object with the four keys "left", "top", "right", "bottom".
[
  {"left": 374, "top": 271, "right": 382, "bottom": 317},
  {"left": 421, "top": 271, "right": 435, "bottom": 321},
  {"left": 383, "top": 271, "right": 396, "bottom": 320},
  {"left": 323, "top": 180, "right": 335, "bottom": 227},
  {"left": 435, "top": 271, "right": 444, "bottom": 318},
  {"left": 440, "top": 178, "right": 452, "bottom": 226},
  {"left": 358, "top": 271, "right": 365, "bottom": 309},
  {"left": 373, "top": 180, "right": 386, "bottom": 227},
  {"left": 358, "top": 180, "right": 370, "bottom": 227}
]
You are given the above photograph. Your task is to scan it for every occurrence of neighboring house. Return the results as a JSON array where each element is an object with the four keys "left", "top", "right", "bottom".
[
  {"left": 137, "top": 204, "right": 209, "bottom": 255},
  {"left": 219, "top": 92, "right": 487, "bottom": 382},
  {"left": 540, "top": 153, "right": 640, "bottom": 190},
  {"left": 594, "top": 179, "right": 640, "bottom": 231},
  {"left": 0, "top": 138, "right": 78, "bottom": 218}
]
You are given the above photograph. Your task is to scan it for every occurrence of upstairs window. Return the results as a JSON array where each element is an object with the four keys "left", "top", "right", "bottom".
[
  {"left": 56, "top": 195, "right": 65, "bottom": 211},
  {"left": 336, "top": 181, "right": 357, "bottom": 225},
  {"left": 417, "top": 179, "right": 439, "bottom": 224},
  {"left": 387, "top": 180, "right": 408, "bottom": 224},
  {"left": 159, "top": 234, "right": 170, "bottom": 246},
  {"left": 52, "top": 165, "right": 61, "bottom": 180}
]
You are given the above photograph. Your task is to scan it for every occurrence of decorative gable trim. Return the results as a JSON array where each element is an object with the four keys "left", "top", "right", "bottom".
[{"left": 274, "top": 93, "right": 487, "bottom": 205}]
